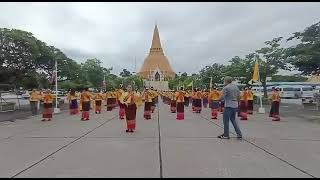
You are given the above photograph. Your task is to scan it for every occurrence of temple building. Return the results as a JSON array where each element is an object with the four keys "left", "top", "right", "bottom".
[{"left": 138, "top": 24, "right": 176, "bottom": 82}]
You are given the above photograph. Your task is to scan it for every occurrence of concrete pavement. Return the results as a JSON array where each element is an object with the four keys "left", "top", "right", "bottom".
[{"left": 0, "top": 101, "right": 319, "bottom": 178}]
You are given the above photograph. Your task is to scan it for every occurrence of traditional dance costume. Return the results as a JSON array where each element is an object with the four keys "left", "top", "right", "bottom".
[
  {"left": 238, "top": 90, "right": 248, "bottom": 120},
  {"left": 143, "top": 90, "right": 153, "bottom": 120},
  {"left": 176, "top": 90, "right": 185, "bottom": 120},
  {"left": 170, "top": 92, "right": 177, "bottom": 113},
  {"left": 209, "top": 89, "right": 220, "bottom": 119},
  {"left": 95, "top": 92, "right": 103, "bottom": 114},
  {"left": 117, "top": 89, "right": 125, "bottom": 119},
  {"left": 29, "top": 91, "right": 40, "bottom": 115},
  {"left": 184, "top": 91, "right": 191, "bottom": 107},
  {"left": 191, "top": 91, "right": 196, "bottom": 112},
  {"left": 247, "top": 89, "right": 254, "bottom": 114},
  {"left": 81, "top": 90, "right": 92, "bottom": 121},
  {"left": 194, "top": 91, "right": 202, "bottom": 113},
  {"left": 106, "top": 92, "right": 113, "bottom": 111},
  {"left": 119, "top": 91, "right": 142, "bottom": 132},
  {"left": 68, "top": 93, "right": 79, "bottom": 115},
  {"left": 42, "top": 93, "right": 54, "bottom": 121},
  {"left": 269, "top": 90, "right": 281, "bottom": 121},
  {"left": 202, "top": 91, "right": 209, "bottom": 108},
  {"left": 150, "top": 90, "right": 158, "bottom": 113}
]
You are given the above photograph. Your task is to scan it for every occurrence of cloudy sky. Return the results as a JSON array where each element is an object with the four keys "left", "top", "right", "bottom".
[{"left": 1, "top": 2, "right": 320, "bottom": 75}]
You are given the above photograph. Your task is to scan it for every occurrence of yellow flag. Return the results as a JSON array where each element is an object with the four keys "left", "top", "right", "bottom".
[
  {"left": 186, "top": 81, "right": 193, "bottom": 87},
  {"left": 252, "top": 60, "right": 260, "bottom": 82}
]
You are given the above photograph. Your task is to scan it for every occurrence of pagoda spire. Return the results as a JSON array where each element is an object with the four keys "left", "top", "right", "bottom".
[
  {"left": 149, "top": 24, "right": 163, "bottom": 55},
  {"left": 138, "top": 24, "right": 176, "bottom": 80}
]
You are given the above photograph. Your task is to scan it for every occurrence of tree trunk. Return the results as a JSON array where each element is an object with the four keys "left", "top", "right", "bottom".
[
  {"left": 263, "top": 61, "right": 270, "bottom": 99},
  {"left": 262, "top": 80, "right": 268, "bottom": 98}
]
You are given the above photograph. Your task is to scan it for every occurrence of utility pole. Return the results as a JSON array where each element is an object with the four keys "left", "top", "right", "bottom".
[
  {"left": 134, "top": 57, "right": 136, "bottom": 74},
  {"left": 53, "top": 59, "right": 60, "bottom": 114}
]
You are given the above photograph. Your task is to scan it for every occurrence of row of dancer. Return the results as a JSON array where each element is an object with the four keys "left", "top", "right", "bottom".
[
  {"left": 42, "top": 85, "right": 144, "bottom": 132},
  {"left": 159, "top": 88, "right": 225, "bottom": 120},
  {"left": 238, "top": 86, "right": 281, "bottom": 121},
  {"left": 159, "top": 87, "right": 186, "bottom": 120},
  {"left": 158, "top": 86, "right": 280, "bottom": 122},
  {"left": 141, "top": 87, "right": 159, "bottom": 120}
]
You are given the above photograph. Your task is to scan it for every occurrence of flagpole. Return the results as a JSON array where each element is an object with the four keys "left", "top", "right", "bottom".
[
  {"left": 256, "top": 57, "right": 265, "bottom": 114},
  {"left": 259, "top": 74, "right": 263, "bottom": 109},
  {"left": 103, "top": 75, "right": 106, "bottom": 91},
  {"left": 192, "top": 80, "right": 194, "bottom": 92},
  {"left": 54, "top": 59, "right": 60, "bottom": 114}
]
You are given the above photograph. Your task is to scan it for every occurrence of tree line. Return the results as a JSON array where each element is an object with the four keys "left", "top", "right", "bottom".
[
  {"left": 0, "top": 28, "right": 143, "bottom": 91},
  {"left": 1, "top": 21, "right": 319, "bottom": 94},
  {"left": 169, "top": 21, "right": 320, "bottom": 97}
]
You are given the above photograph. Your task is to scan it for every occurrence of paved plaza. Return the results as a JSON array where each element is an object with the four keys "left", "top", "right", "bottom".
[{"left": 0, "top": 102, "right": 319, "bottom": 178}]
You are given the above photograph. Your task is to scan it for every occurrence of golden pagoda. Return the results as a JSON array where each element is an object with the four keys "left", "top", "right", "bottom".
[{"left": 138, "top": 24, "right": 176, "bottom": 81}]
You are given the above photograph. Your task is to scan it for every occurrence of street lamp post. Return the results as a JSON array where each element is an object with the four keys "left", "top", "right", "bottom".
[
  {"left": 53, "top": 59, "right": 60, "bottom": 114},
  {"left": 178, "top": 72, "right": 181, "bottom": 90}
]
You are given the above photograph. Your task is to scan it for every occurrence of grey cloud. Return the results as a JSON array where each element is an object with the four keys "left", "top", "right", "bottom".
[{"left": 1, "top": 2, "right": 320, "bottom": 75}]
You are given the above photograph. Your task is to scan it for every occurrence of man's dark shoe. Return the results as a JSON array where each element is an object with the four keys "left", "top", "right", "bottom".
[{"left": 217, "top": 135, "right": 230, "bottom": 139}]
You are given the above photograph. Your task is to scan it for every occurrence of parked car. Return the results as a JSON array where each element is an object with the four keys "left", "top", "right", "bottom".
[
  {"left": 297, "top": 86, "right": 316, "bottom": 104},
  {"left": 16, "top": 90, "right": 25, "bottom": 95},
  {"left": 21, "top": 91, "right": 30, "bottom": 99}
]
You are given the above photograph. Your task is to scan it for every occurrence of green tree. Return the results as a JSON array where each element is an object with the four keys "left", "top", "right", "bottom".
[
  {"left": 0, "top": 28, "right": 82, "bottom": 89},
  {"left": 271, "top": 75, "right": 308, "bottom": 82},
  {"left": 81, "top": 58, "right": 110, "bottom": 88},
  {"left": 256, "top": 37, "right": 287, "bottom": 98},
  {"left": 198, "top": 63, "right": 226, "bottom": 89},
  {"left": 224, "top": 56, "right": 254, "bottom": 84},
  {"left": 119, "top": 69, "right": 132, "bottom": 78},
  {"left": 286, "top": 21, "right": 320, "bottom": 75},
  {"left": 35, "top": 43, "right": 81, "bottom": 83},
  {"left": 0, "top": 28, "right": 40, "bottom": 84},
  {"left": 125, "top": 75, "right": 144, "bottom": 91}
]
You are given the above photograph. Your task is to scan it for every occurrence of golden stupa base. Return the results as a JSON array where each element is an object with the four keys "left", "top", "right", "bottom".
[{"left": 144, "top": 80, "right": 169, "bottom": 91}]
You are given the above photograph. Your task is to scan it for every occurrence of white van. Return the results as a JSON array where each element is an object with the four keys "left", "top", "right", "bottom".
[
  {"left": 313, "top": 86, "right": 320, "bottom": 94},
  {"left": 300, "top": 86, "right": 314, "bottom": 99},
  {"left": 278, "top": 85, "right": 296, "bottom": 99},
  {"left": 251, "top": 86, "right": 263, "bottom": 97}
]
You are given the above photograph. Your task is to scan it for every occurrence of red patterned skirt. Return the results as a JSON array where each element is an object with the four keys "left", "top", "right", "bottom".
[
  {"left": 95, "top": 100, "right": 102, "bottom": 112},
  {"left": 125, "top": 104, "right": 137, "bottom": 130},
  {"left": 144, "top": 102, "right": 152, "bottom": 119},
  {"left": 176, "top": 102, "right": 184, "bottom": 120},
  {"left": 170, "top": 100, "right": 177, "bottom": 112},
  {"left": 43, "top": 103, "right": 53, "bottom": 119},
  {"left": 119, "top": 102, "right": 126, "bottom": 119}
]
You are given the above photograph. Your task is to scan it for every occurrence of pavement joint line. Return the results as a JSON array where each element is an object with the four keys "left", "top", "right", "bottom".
[
  {"left": 21, "top": 136, "right": 320, "bottom": 141},
  {"left": 1, "top": 111, "right": 116, "bottom": 142},
  {"left": 244, "top": 137, "right": 320, "bottom": 142},
  {"left": 83, "top": 137, "right": 157, "bottom": 139},
  {"left": 278, "top": 138, "right": 320, "bottom": 142},
  {"left": 22, "top": 137, "right": 77, "bottom": 138},
  {"left": 157, "top": 102, "right": 163, "bottom": 178},
  {"left": 0, "top": 122, "right": 57, "bottom": 142},
  {"left": 19, "top": 136, "right": 157, "bottom": 139},
  {"left": 10, "top": 115, "right": 115, "bottom": 178},
  {"left": 200, "top": 115, "right": 317, "bottom": 178},
  {"left": 161, "top": 136, "right": 238, "bottom": 139}
]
